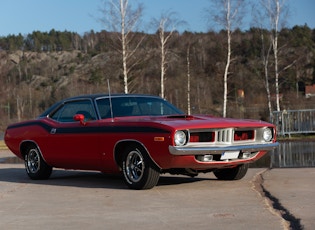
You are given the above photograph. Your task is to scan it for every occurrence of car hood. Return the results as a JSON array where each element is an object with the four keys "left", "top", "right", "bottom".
[{"left": 112, "top": 114, "right": 274, "bottom": 130}]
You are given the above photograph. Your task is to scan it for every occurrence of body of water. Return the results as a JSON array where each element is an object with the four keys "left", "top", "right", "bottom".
[{"left": 271, "top": 141, "right": 315, "bottom": 168}]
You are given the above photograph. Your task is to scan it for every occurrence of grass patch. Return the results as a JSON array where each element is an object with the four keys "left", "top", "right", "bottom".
[
  {"left": 0, "top": 140, "right": 8, "bottom": 150},
  {"left": 277, "top": 134, "right": 315, "bottom": 142}
]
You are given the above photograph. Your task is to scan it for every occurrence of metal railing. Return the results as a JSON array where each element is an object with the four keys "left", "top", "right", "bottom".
[{"left": 272, "top": 109, "right": 315, "bottom": 136}]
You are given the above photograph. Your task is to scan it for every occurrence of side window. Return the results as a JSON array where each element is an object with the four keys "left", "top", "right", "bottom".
[
  {"left": 96, "top": 98, "right": 139, "bottom": 118},
  {"left": 137, "top": 98, "right": 176, "bottom": 115},
  {"left": 112, "top": 98, "right": 138, "bottom": 117},
  {"left": 96, "top": 98, "right": 111, "bottom": 119},
  {"left": 50, "top": 100, "right": 96, "bottom": 122}
]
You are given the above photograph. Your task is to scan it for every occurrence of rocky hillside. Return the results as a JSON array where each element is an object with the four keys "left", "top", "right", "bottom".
[{"left": 0, "top": 27, "right": 315, "bottom": 131}]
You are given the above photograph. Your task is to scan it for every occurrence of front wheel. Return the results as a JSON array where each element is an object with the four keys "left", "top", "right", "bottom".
[
  {"left": 24, "top": 145, "right": 52, "bottom": 180},
  {"left": 122, "top": 145, "right": 160, "bottom": 190},
  {"left": 213, "top": 164, "right": 249, "bottom": 180}
]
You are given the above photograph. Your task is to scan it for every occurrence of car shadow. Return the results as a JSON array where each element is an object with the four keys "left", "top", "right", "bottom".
[
  {"left": 0, "top": 167, "right": 126, "bottom": 189},
  {"left": 158, "top": 175, "right": 215, "bottom": 186},
  {"left": 0, "top": 166, "right": 215, "bottom": 190}
]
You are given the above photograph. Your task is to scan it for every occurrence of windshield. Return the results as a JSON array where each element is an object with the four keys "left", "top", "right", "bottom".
[{"left": 95, "top": 96, "right": 184, "bottom": 119}]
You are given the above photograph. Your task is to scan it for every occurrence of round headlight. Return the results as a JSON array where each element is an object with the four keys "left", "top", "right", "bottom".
[
  {"left": 174, "top": 130, "right": 187, "bottom": 146},
  {"left": 263, "top": 128, "right": 273, "bottom": 142}
]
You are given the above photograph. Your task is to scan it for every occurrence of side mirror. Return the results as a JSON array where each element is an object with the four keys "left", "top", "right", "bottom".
[{"left": 73, "top": 114, "right": 86, "bottom": 126}]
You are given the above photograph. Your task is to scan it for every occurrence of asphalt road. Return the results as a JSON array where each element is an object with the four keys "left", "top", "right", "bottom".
[{"left": 0, "top": 150, "right": 314, "bottom": 230}]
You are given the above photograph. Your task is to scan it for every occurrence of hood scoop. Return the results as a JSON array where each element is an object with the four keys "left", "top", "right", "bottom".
[{"left": 166, "top": 115, "right": 194, "bottom": 120}]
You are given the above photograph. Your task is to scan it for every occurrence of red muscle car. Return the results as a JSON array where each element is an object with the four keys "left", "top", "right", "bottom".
[{"left": 5, "top": 94, "right": 278, "bottom": 189}]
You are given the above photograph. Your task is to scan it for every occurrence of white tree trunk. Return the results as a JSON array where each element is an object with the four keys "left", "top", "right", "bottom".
[
  {"left": 210, "top": 0, "right": 244, "bottom": 117},
  {"left": 264, "top": 54, "right": 273, "bottom": 120},
  {"left": 223, "top": 0, "right": 232, "bottom": 118},
  {"left": 158, "top": 17, "right": 175, "bottom": 99},
  {"left": 273, "top": 0, "right": 281, "bottom": 112},
  {"left": 100, "top": 0, "right": 143, "bottom": 94},
  {"left": 120, "top": 0, "right": 128, "bottom": 94},
  {"left": 160, "top": 29, "right": 165, "bottom": 98},
  {"left": 223, "top": 30, "right": 231, "bottom": 118},
  {"left": 187, "top": 45, "right": 191, "bottom": 115},
  {"left": 260, "top": 28, "right": 273, "bottom": 120}
]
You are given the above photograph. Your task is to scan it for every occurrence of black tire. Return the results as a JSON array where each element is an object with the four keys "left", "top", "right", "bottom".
[
  {"left": 24, "top": 145, "right": 52, "bottom": 180},
  {"left": 213, "top": 164, "right": 249, "bottom": 180},
  {"left": 122, "top": 145, "right": 160, "bottom": 190}
]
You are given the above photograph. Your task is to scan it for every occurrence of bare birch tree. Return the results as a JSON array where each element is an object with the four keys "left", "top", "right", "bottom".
[
  {"left": 99, "top": 0, "right": 143, "bottom": 93},
  {"left": 207, "top": 0, "right": 245, "bottom": 117},
  {"left": 261, "top": 30, "right": 273, "bottom": 120},
  {"left": 152, "top": 12, "right": 185, "bottom": 99},
  {"left": 259, "top": 0, "right": 289, "bottom": 112},
  {"left": 251, "top": 4, "right": 273, "bottom": 120},
  {"left": 186, "top": 44, "right": 191, "bottom": 115}
]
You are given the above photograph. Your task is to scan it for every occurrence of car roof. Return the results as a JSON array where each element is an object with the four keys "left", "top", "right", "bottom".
[
  {"left": 66, "top": 93, "right": 161, "bottom": 101},
  {"left": 39, "top": 94, "right": 163, "bottom": 117}
]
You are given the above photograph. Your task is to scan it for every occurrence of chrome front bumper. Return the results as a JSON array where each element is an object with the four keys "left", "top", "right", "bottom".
[{"left": 169, "top": 142, "right": 279, "bottom": 155}]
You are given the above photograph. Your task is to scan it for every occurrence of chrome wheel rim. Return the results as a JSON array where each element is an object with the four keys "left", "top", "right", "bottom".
[
  {"left": 125, "top": 150, "right": 144, "bottom": 183},
  {"left": 26, "top": 149, "right": 40, "bottom": 173}
]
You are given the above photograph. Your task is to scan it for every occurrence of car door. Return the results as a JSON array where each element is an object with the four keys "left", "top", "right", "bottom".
[{"left": 43, "top": 99, "right": 102, "bottom": 170}]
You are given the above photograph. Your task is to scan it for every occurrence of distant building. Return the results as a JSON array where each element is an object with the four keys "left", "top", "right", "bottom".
[{"left": 305, "top": 85, "right": 315, "bottom": 98}]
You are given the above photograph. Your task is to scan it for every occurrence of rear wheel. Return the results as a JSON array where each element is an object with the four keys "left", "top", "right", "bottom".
[
  {"left": 122, "top": 145, "right": 160, "bottom": 190},
  {"left": 213, "top": 164, "right": 248, "bottom": 180},
  {"left": 24, "top": 145, "right": 52, "bottom": 180}
]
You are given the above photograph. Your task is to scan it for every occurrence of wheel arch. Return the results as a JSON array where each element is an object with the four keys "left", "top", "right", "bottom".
[
  {"left": 114, "top": 140, "right": 161, "bottom": 171},
  {"left": 20, "top": 140, "right": 46, "bottom": 162}
]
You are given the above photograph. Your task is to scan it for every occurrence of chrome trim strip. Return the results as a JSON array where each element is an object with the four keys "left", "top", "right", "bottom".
[{"left": 169, "top": 142, "right": 279, "bottom": 155}]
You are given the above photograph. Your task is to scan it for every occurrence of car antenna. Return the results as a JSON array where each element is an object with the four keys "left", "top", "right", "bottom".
[{"left": 107, "top": 79, "right": 114, "bottom": 122}]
